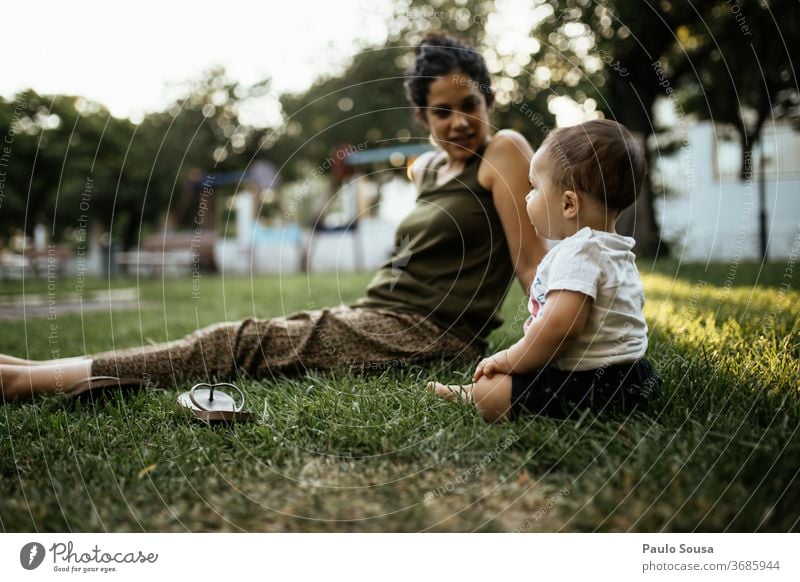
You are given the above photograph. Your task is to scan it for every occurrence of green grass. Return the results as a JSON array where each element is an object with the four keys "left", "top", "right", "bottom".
[{"left": 1, "top": 260, "right": 798, "bottom": 532}]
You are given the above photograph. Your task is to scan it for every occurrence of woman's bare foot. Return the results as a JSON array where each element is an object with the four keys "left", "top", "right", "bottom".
[
  {"left": 0, "top": 360, "right": 93, "bottom": 402},
  {"left": 0, "top": 354, "right": 86, "bottom": 366},
  {"left": 0, "top": 365, "right": 26, "bottom": 400},
  {"left": 0, "top": 354, "right": 36, "bottom": 366}
]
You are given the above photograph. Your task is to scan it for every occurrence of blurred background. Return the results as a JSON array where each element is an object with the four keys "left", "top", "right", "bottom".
[{"left": 1, "top": 0, "right": 798, "bottom": 279}]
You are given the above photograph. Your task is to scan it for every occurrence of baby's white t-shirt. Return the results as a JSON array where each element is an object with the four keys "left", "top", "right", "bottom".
[{"left": 524, "top": 227, "right": 648, "bottom": 371}]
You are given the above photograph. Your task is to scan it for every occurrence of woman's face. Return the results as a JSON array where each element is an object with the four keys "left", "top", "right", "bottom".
[{"left": 419, "top": 71, "right": 491, "bottom": 163}]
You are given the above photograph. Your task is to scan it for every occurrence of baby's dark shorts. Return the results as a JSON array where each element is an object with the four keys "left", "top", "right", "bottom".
[{"left": 509, "top": 359, "right": 662, "bottom": 420}]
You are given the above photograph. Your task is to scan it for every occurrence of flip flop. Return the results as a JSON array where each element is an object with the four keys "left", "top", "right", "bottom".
[
  {"left": 62, "top": 376, "right": 148, "bottom": 398},
  {"left": 177, "top": 382, "right": 255, "bottom": 424}
]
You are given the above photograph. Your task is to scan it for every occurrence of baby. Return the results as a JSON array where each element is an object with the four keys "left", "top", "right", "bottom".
[{"left": 428, "top": 119, "right": 662, "bottom": 422}]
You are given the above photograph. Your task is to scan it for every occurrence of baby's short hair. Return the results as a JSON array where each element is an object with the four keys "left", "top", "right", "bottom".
[{"left": 540, "top": 119, "right": 647, "bottom": 212}]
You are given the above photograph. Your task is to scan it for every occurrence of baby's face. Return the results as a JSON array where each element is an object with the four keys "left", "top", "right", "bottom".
[{"left": 526, "top": 148, "right": 567, "bottom": 239}]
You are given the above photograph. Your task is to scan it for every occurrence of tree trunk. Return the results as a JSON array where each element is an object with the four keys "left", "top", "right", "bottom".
[
  {"left": 121, "top": 211, "right": 141, "bottom": 252},
  {"left": 740, "top": 144, "right": 753, "bottom": 181},
  {"left": 614, "top": 91, "right": 667, "bottom": 258},
  {"left": 616, "top": 164, "right": 666, "bottom": 258},
  {"left": 734, "top": 121, "right": 752, "bottom": 181}
]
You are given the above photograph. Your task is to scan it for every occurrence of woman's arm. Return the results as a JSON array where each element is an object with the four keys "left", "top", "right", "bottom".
[
  {"left": 472, "top": 290, "right": 591, "bottom": 381},
  {"left": 479, "top": 130, "right": 548, "bottom": 291}
]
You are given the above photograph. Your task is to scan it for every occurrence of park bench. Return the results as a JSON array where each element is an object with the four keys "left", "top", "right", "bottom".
[
  {"left": 114, "top": 250, "right": 194, "bottom": 277},
  {"left": 0, "top": 247, "right": 72, "bottom": 279}
]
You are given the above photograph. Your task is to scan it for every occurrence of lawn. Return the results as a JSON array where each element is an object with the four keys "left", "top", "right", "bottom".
[{"left": 1, "top": 260, "right": 798, "bottom": 532}]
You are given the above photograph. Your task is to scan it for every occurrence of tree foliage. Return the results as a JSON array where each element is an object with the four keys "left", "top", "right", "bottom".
[
  {"left": 677, "top": 0, "right": 800, "bottom": 177},
  {"left": 3, "top": 0, "right": 798, "bottom": 257},
  {"left": 0, "top": 69, "right": 271, "bottom": 249},
  {"left": 529, "top": 0, "right": 799, "bottom": 254},
  {"left": 0, "top": 91, "right": 134, "bottom": 244},
  {"left": 267, "top": 0, "right": 557, "bottom": 180},
  {"left": 268, "top": 44, "right": 418, "bottom": 184}
]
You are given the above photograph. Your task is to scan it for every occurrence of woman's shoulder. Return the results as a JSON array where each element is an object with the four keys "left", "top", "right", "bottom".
[
  {"left": 408, "top": 150, "right": 442, "bottom": 187},
  {"left": 478, "top": 130, "right": 533, "bottom": 187},
  {"left": 484, "top": 129, "right": 533, "bottom": 161}
]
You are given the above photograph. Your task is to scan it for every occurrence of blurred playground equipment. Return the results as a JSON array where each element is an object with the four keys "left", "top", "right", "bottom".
[{"left": 1, "top": 144, "right": 433, "bottom": 279}]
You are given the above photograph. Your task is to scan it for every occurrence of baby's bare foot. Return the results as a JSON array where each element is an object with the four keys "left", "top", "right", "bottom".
[{"left": 426, "top": 381, "right": 473, "bottom": 403}]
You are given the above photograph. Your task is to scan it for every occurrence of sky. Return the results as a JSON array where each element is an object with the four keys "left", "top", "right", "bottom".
[
  {"left": 3, "top": 0, "right": 393, "bottom": 125},
  {"left": 3, "top": 0, "right": 597, "bottom": 127}
]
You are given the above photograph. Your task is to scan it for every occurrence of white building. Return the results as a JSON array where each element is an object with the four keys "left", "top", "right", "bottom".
[{"left": 656, "top": 121, "right": 800, "bottom": 262}]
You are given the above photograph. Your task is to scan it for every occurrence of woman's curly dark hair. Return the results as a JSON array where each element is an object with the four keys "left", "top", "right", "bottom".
[{"left": 404, "top": 32, "right": 494, "bottom": 110}]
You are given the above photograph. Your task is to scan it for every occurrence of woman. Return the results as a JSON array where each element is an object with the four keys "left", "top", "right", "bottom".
[{"left": 0, "top": 33, "right": 546, "bottom": 400}]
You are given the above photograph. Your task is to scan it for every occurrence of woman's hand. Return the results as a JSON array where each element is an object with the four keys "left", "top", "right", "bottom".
[{"left": 473, "top": 350, "right": 511, "bottom": 382}]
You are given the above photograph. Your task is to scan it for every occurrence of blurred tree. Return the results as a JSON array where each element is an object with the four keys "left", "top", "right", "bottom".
[
  {"left": 269, "top": 0, "right": 556, "bottom": 186},
  {"left": 529, "top": 0, "right": 725, "bottom": 257},
  {"left": 269, "top": 43, "right": 416, "bottom": 184},
  {"left": 0, "top": 91, "right": 134, "bottom": 243},
  {"left": 679, "top": 0, "right": 800, "bottom": 178},
  {"left": 391, "top": 0, "right": 557, "bottom": 147},
  {"left": 677, "top": 0, "right": 800, "bottom": 259},
  {"left": 530, "top": 0, "right": 799, "bottom": 257},
  {"left": 13, "top": 0, "right": 795, "bottom": 260},
  {"left": 0, "top": 68, "right": 273, "bottom": 250},
  {"left": 113, "top": 67, "right": 271, "bottom": 249}
]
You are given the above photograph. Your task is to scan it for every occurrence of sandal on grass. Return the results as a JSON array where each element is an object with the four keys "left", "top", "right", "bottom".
[{"left": 177, "top": 382, "right": 255, "bottom": 424}]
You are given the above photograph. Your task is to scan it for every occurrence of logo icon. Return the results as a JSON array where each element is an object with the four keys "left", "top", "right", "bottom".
[{"left": 20, "top": 542, "right": 46, "bottom": 570}]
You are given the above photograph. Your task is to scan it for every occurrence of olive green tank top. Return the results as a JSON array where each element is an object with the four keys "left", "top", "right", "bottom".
[{"left": 356, "top": 145, "right": 516, "bottom": 349}]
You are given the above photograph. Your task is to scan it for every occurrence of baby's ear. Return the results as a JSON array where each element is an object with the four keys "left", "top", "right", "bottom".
[{"left": 562, "top": 190, "right": 579, "bottom": 219}]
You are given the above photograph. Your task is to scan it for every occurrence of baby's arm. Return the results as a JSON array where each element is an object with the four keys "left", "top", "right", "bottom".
[{"left": 473, "top": 290, "right": 592, "bottom": 381}]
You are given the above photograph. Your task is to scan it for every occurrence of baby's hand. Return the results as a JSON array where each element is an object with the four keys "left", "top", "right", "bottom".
[{"left": 472, "top": 350, "right": 510, "bottom": 382}]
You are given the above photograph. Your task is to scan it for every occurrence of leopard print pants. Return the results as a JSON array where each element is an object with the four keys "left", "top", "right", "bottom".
[{"left": 91, "top": 306, "right": 480, "bottom": 387}]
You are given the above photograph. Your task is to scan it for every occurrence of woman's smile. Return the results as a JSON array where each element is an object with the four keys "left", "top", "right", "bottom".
[{"left": 448, "top": 132, "right": 476, "bottom": 147}]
